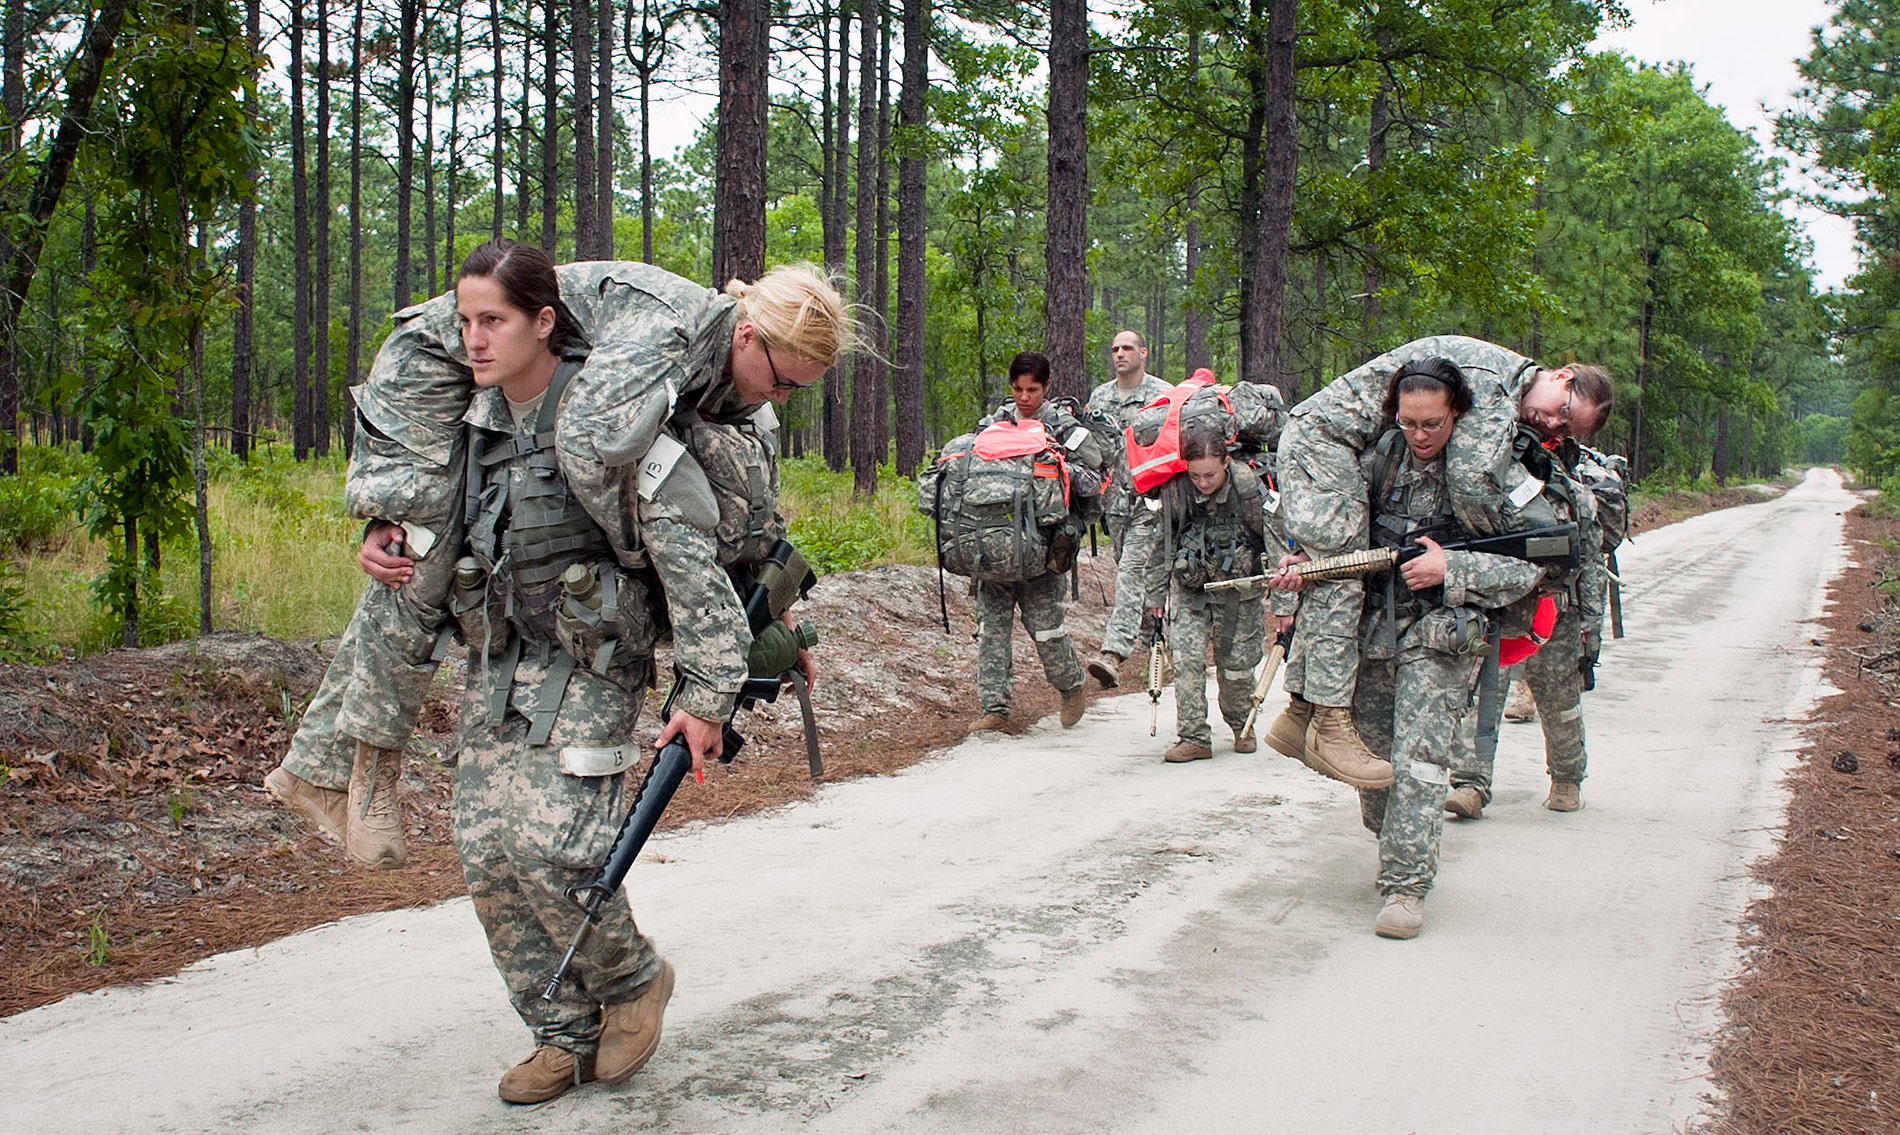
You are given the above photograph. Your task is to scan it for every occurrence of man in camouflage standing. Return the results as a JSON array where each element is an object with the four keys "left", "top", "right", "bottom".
[
  {"left": 1447, "top": 441, "right": 1629, "bottom": 817},
  {"left": 1084, "top": 329, "right": 1173, "bottom": 687},
  {"left": 1265, "top": 335, "right": 1614, "bottom": 790}
]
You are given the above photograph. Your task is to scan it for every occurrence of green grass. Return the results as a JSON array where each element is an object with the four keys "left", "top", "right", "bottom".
[{"left": 5, "top": 446, "right": 934, "bottom": 657}]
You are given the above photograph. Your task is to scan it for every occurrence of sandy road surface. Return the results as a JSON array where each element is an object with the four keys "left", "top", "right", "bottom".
[{"left": 1, "top": 469, "right": 1856, "bottom": 1134}]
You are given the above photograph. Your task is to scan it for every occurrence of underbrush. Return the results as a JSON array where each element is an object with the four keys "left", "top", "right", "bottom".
[{"left": 5, "top": 446, "right": 934, "bottom": 657}]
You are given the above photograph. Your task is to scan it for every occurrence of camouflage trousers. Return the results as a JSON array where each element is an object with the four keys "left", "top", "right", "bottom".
[
  {"left": 1169, "top": 582, "right": 1265, "bottom": 747},
  {"left": 1277, "top": 414, "right": 1370, "bottom": 707},
  {"left": 1451, "top": 603, "right": 1588, "bottom": 799},
  {"left": 975, "top": 573, "right": 1084, "bottom": 716},
  {"left": 1100, "top": 504, "right": 1169, "bottom": 660},
  {"left": 280, "top": 545, "right": 456, "bottom": 786},
  {"left": 453, "top": 653, "right": 663, "bottom": 1054},
  {"left": 1353, "top": 634, "right": 1482, "bottom": 897}
]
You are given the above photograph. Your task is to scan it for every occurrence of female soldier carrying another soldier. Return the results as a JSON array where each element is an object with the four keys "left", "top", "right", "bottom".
[{"left": 1273, "top": 358, "right": 1544, "bottom": 939}]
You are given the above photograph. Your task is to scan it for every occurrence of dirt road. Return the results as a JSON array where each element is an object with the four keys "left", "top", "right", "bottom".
[{"left": 1, "top": 469, "right": 1856, "bottom": 1134}]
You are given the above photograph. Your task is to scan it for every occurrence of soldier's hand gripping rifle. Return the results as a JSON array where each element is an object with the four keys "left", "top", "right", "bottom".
[
  {"left": 1203, "top": 524, "right": 1581, "bottom": 594},
  {"left": 542, "top": 539, "right": 819, "bottom": 1002},
  {"left": 1241, "top": 620, "right": 1295, "bottom": 736}
]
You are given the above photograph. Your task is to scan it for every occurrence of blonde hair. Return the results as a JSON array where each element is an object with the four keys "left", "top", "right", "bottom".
[{"left": 724, "top": 263, "right": 857, "bottom": 368}]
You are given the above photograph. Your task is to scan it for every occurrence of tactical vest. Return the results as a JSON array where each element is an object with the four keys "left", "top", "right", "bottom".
[
  {"left": 674, "top": 401, "right": 787, "bottom": 568},
  {"left": 1170, "top": 462, "right": 1268, "bottom": 591},
  {"left": 1360, "top": 429, "right": 1484, "bottom": 657},
  {"left": 452, "top": 358, "right": 659, "bottom": 743}
]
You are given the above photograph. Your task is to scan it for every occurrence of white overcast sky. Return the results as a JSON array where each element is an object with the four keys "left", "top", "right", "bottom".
[
  {"left": 1592, "top": 0, "right": 1856, "bottom": 289},
  {"left": 652, "top": 0, "right": 1861, "bottom": 290}
]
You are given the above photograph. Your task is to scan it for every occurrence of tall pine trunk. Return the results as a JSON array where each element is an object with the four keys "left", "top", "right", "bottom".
[
  {"left": 346, "top": 0, "right": 364, "bottom": 454},
  {"left": 872, "top": 5, "right": 890, "bottom": 468},
  {"left": 849, "top": 0, "right": 878, "bottom": 494},
  {"left": 394, "top": 0, "right": 418, "bottom": 307},
  {"left": 821, "top": 0, "right": 850, "bottom": 472},
  {"left": 1043, "top": 0, "right": 1087, "bottom": 400},
  {"left": 713, "top": 0, "right": 768, "bottom": 284},
  {"left": 291, "top": 0, "right": 312, "bottom": 459},
  {"left": 572, "top": 0, "right": 598, "bottom": 256},
  {"left": 595, "top": 0, "right": 613, "bottom": 251},
  {"left": 490, "top": 0, "right": 505, "bottom": 240},
  {"left": 1245, "top": 0, "right": 1296, "bottom": 398},
  {"left": 541, "top": 0, "right": 558, "bottom": 253},
  {"left": 444, "top": 5, "right": 462, "bottom": 288},
  {"left": 314, "top": 0, "right": 332, "bottom": 455},
  {"left": 232, "top": 0, "right": 260, "bottom": 460},
  {"left": 893, "top": 0, "right": 926, "bottom": 476}
]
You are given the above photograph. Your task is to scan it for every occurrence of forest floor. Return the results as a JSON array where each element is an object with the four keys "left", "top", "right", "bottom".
[{"left": 5, "top": 475, "right": 1889, "bottom": 1133}]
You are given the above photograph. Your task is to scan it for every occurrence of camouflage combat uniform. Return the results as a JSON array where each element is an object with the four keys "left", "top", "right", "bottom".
[
  {"left": 281, "top": 263, "right": 741, "bottom": 786},
  {"left": 1453, "top": 443, "right": 1626, "bottom": 801},
  {"left": 1087, "top": 372, "right": 1175, "bottom": 660},
  {"left": 971, "top": 398, "right": 1106, "bottom": 716},
  {"left": 1279, "top": 337, "right": 1556, "bottom": 709},
  {"left": 1164, "top": 461, "right": 1270, "bottom": 747},
  {"left": 1347, "top": 434, "right": 1543, "bottom": 897}
]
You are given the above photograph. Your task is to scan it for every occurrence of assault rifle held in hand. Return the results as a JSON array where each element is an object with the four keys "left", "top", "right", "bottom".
[
  {"left": 1241, "top": 621, "right": 1295, "bottom": 735},
  {"left": 1204, "top": 523, "right": 1580, "bottom": 594},
  {"left": 542, "top": 539, "right": 819, "bottom": 1002}
]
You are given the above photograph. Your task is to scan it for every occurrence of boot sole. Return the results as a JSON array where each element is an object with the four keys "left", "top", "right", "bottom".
[
  {"left": 1262, "top": 732, "right": 1305, "bottom": 762},
  {"left": 597, "top": 961, "right": 677, "bottom": 1084},
  {"left": 1299, "top": 751, "right": 1396, "bottom": 790},
  {"left": 1086, "top": 661, "right": 1119, "bottom": 689},
  {"left": 1375, "top": 920, "right": 1421, "bottom": 940}
]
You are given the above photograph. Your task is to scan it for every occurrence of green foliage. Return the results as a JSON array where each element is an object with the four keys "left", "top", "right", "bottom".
[
  {"left": 0, "top": 560, "right": 33, "bottom": 660},
  {"left": 780, "top": 457, "right": 935, "bottom": 574},
  {"left": 0, "top": 461, "right": 82, "bottom": 553},
  {"left": 84, "top": 911, "right": 111, "bottom": 967}
]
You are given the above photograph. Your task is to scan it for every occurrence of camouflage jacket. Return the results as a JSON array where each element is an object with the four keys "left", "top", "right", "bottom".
[
  {"left": 1086, "top": 373, "right": 1173, "bottom": 517},
  {"left": 1291, "top": 335, "right": 1557, "bottom": 537}
]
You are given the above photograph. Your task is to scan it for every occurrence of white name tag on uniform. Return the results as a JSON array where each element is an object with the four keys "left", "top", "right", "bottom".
[
  {"left": 636, "top": 434, "right": 689, "bottom": 501},
  {"left": 1408, "top": 761, "right": 1450, "bottom": 786},
  {"left": 398, "top": 522, "right": 438, "bottom": 559},
  {"left": 559, "top": 745, "right": 638, "bottom": 777},
  {"left": 1507, "top": 475, "right": 1545, "bottom": 510},
  {"left": 752, "top": 402, "right": 780, "bottom": 433},
  {"left": 1065, "top": 426, "right": 1091, "bottom": 450}
]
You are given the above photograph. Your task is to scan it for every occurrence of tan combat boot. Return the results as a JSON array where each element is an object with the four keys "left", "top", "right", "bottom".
[
  {"left": 1059, "top": 686, "right": 1087, "bottom": 727},
  {"left": 1233, "top": 728, "right": 1258, "bottom": 754},
  {"left": 263, "top": 765, "right": 348, "bottom": 844},
  {"left": 1264, "top": 695, "right": 1313, "bottom": 762},
  {"left": 1503, "top": 681, "right": 1538, "bottom": 723},
  {"left": 970, "top": 713, "right": 1010, "bottom": 733},
  {"left": 597, "top": 961, "right": 677, "bottom": 1083},
  {"left": 1546, "top": 781, "right": 1581, "bottom": 812},
  {"left": 498, "top": 1045, "right": 593, "bottom": 1104},
  {"left": 345, "top": 740, "right": 407, "bottom": 870},
  {"left": 1302, "top": 706, "right": 1395, "bottom": 789},
  {"left": 1164, "top": 740, "right": 1213, "bottom": 763},
  {"left": 1374, "top": 893, "right": 1424, "bottom": 940},
  {"left": 1086, "top": 653, "right": 1123, "bottom": 689},
  {"left": 1444, "top": 785, "right": 1485, "bottom": 820}
]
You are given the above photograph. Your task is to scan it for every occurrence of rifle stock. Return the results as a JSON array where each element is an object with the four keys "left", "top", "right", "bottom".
[{"left": 1242, "top": 623, "right": 1294, "bottom": 734}]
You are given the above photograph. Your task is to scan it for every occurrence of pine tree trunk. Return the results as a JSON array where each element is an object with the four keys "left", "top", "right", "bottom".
[
  {"left": 232, "top": 0, "right": 260, "bottom": 461},
  {"left": 291, "top": 0, "right": 312, "bottom": 459},
  {"left": 572, "top": 0, "right": 598, "bottom": 256},
  {"left": 541, "top": 0, "right": 558, "bottom": 253},
  {"left": 314, "top": 0, "right": 333, "bottom": 456},
  {"left": 394, "top": 0, "right": 418, "bottom": 307},
  {"left": 517, "top": 9, "right": 531, "bottom": 237},
  {"left": 596, "top": 0, "right": 614, "bottom": 252},
  {"left": 192, "top": 220, "right": 212, "bottom": 633},
  {"left": 346, "top": 0, "right": 364, "bottom": 455},
  {"left": 872, "top": 5, "right": 890, "bottom": 468},
  {"left": 490, "top": 0, "right": 505, "bottom": 240},
  {"left": 422, "top": 22, "right": 437, "bottom": 298},
  {"left": 713, "top": 0, "right": 768, "bottom": 285},
  {"left": 849, "top": 0, "right": 878, "bottom": 495},
  {"left": 1360, "top": 37, "right": 1389, "bottom": 353},
  {"left": 1248, "top": 0, "right": 1296, "bottom": 398},
  {"left": 1044, "top": 0, "right": 1087, "bottom": 401},
  {"left": 893, "top": 0, "right": 926, "bottom": 477},
  {"left": 821, "top": 0, "right": 850, "bottom": 473},
  {"left": 445, "top": 5, "right": 461, "bottom": 288}
]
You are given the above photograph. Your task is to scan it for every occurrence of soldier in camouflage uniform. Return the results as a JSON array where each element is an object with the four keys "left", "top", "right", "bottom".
[
  {"left": 969, "top": 352, "right": 1106, "bottom": 732},
  {"left": 1268, "top": 336, "right": 1614, "bottom": 792},
  {"left": 1277, "top": 360, "right": 1547, "bottom": 939},
  {"left": 1158, "top": 428, "right": 1274, "bottom": 762},
  {"left": 1085, "top": 330, "right": 1174, "bottom": 686},
  {"left": 279, "top": 241, "right": 846, "bottom": 1104},
  {"left": 1448, "top": 442, "right": 1628, "bottom": 817}
]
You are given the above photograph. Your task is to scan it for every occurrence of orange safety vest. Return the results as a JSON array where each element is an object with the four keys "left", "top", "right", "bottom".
[{"left": 1124, "top": 368, "right": 1231, "bottom": 494}]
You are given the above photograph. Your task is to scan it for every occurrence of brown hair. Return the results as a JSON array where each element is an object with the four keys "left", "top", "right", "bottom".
[
  {"left": 1180, "top": 425, "right": 1229, "bottom": 463},
  {"left": 1008, "top": 350, "right": 1051, "bottom": 387},
  {"left": 457, "top": 239, "right": 586, "bottom": 356},
  {"left": 725, "top": 263, "right": 856, "bottom": 368},
  {"left": 1565, "top": 363, "right": 1615, "bottom": 436}
]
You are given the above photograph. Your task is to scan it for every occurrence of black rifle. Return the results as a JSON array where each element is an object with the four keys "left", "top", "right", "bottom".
[
  {"left": 541, "top": 539, "right": 817, "bottom": 1002},
  {"left": 1204, "top": 523, "right": 1580, "bottom": 593}
]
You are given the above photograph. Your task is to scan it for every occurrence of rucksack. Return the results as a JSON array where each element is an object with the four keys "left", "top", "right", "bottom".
[
  {"left": 1125, "top": 369, "right": 1286, "bottom": 494},
  {"left": 918, "top": 419, "right": 1072, "bottom": 585}
]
